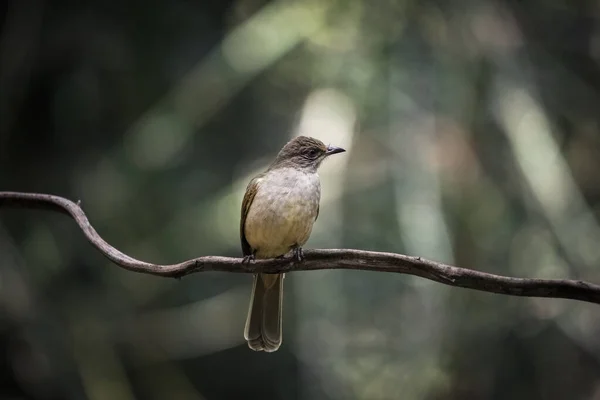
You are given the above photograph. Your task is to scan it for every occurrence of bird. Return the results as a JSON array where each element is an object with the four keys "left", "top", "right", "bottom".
[{"left": 240, "top": 136, "right": 346, "bottom": 352}]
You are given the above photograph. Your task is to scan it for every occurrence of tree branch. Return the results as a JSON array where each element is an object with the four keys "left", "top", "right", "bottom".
[{"left": 1, "top": 191, "right": 599, "bottom": 305}]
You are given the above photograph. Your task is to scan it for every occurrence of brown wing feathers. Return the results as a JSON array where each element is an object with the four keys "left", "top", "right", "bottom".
[{"left": 240, "top": 175, "right": 262, "bottom": 257}]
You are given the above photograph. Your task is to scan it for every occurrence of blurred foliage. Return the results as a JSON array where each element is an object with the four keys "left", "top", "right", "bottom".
[{"left": 1, "top": 0, "right": 600, "bottom": 399}]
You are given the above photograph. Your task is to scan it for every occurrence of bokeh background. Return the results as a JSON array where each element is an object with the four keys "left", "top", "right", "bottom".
[{"left": 2, "top": 0, "right": 600, "bottom": 399}]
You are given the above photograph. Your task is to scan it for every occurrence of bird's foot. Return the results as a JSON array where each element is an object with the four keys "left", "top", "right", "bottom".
[
  {"left": 242, "top": 254, "right": 256, "bottom": 264},
  {"left": 292, "top": 247, "right": 304, "bottom": 262}
]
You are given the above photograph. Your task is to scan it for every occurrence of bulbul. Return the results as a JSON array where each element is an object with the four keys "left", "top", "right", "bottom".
[{"left": 240, "top": 136, "right": 345, "bottom": 352}]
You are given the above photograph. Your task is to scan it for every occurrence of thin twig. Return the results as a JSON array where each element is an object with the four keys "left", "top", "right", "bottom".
[{"left": 1, "top": 191, "right": 600, "bottom": 305}]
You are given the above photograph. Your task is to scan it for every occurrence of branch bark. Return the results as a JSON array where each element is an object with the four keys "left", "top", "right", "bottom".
[{"left": 1, "top": 191, "right": 599, "bottom": 305}]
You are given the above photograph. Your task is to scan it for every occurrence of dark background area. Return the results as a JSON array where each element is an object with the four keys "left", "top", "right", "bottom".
[{"left": 2, "top": 0, "right": 600, "bottom": 399}]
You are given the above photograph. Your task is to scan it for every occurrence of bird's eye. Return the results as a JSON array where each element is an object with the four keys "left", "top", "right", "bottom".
[{"left": 307, "top": 149, "right": 318, "bottom": 158}]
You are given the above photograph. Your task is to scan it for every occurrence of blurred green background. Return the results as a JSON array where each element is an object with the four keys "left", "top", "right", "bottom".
[{"left": 2, "top": 0, "right": 600, "bottom": 399}]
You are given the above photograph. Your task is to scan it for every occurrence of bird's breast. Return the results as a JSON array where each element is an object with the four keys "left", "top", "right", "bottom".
[{"left": 244, "top": 168, "right": 321, "bottom": 258}]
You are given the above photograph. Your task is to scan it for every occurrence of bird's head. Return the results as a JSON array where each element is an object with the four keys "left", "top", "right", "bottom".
[{"left": 269, "top": 136, "right": 345, "bottom": 171}]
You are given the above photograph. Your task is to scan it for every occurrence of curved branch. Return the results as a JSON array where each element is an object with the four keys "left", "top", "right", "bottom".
[{"left": 1, "top": 191, "right": 600, "bottom": 305}]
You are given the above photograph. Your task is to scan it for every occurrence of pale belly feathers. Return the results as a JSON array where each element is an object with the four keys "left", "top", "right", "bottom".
[{"left": 244, "top": 168, "right": 321, "bottom": 258}]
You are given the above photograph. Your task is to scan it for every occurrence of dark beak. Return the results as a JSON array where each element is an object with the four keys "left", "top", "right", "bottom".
[{"left": 325, "top": 145, "right": 346, "bottom": 156}]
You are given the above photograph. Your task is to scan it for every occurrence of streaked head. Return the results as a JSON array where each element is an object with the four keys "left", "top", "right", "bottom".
[{"left": 269, "top": 136, "right": 345, "bottom": 171}]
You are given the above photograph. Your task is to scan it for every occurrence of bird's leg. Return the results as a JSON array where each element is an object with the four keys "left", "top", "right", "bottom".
[
  {"left": 242, "top": 250, "right": 256, "bottom": 264},
  {"left": 292, "top": 247, "right": 304, "bottom": 262}
]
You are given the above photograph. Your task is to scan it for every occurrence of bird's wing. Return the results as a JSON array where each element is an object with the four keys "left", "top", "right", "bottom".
[{"left": 240, "top": 174, "right": 263, "bottom": 256}]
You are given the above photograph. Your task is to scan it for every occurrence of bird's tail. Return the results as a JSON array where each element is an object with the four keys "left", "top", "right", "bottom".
[{"left": 244, "top": 273, "right": 284, "bottom": 352}]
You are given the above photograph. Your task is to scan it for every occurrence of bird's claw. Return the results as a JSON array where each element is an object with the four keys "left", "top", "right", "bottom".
[
  {"left": 242, "top": 254, "right": 256, "bottom": 264},
  {"left": 293, "top": 247, "right": 304, "bottom": 262}
]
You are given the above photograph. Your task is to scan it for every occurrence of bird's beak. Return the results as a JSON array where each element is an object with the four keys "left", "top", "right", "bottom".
[{"left": 325, "top": 145, "right": 346, "bottom": 156}]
